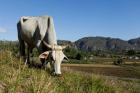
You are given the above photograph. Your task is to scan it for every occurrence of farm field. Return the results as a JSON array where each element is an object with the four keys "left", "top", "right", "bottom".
[{"left": 62, "top": 63, "right": 140, "bottom": 79}]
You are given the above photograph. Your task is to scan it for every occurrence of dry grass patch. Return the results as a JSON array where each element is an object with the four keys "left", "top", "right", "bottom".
[{"left": 0, "top": 50, "right": 140, "bottom": 93}]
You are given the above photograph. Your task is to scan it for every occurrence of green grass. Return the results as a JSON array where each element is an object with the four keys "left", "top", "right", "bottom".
[{"left": 0, "top": 50, "right": 140, "bottom": 93}]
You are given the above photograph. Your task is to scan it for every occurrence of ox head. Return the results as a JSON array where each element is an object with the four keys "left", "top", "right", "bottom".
[{"left": 39, "top": 41, "right": 68, "bottom": 75}]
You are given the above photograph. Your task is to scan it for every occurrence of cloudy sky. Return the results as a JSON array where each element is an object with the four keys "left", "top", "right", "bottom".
[{"left": 0, "top": 0, "right": 140, "bottom": 41}]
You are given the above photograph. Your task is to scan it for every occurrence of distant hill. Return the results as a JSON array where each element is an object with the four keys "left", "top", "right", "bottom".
[
  {"left": 128, "top": 37, "right": 140, "bottom": 50},
  {"left": 58, "top": 36, "right": 140, "bottom": 52},
  {"left": 75, "top": 37, "right": 131, "bottom": 51},
  {"left": 57, "top": 40, "right": 77, "bottom": 48}
]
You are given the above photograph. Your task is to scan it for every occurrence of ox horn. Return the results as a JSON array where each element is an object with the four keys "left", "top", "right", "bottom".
[
  {"left": 43, "top": 41, "right": 52, "bottom": 48},
  {"left": 61, "top": 45, "right": 67, "bottom": 49}
]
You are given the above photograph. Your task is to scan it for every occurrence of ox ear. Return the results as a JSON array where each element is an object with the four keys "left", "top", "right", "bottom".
[
  {"left": 63, "top": 54, "right": 69, "bottom": 61},
  {"left": 39, "top": 51, "right": 50, "bottom": 59}
]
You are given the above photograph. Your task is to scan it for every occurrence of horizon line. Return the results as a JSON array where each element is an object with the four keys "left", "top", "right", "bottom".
[{"left": 0, "top": 35, "right": 140, "bottom": 42}]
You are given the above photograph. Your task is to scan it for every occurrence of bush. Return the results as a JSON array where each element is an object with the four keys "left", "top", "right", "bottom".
[
  {"left": 75, "top": 53, "right": 82, "bottom": 60},
  {"left": 113, "top": 58, "right": 124, "bottom": 65},
  {"left": 127, "top": 50, "right": 136, "bottom": 56}
]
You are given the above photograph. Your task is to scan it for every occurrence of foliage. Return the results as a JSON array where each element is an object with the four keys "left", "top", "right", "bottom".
[
  {"left": 127, "top": 50, "right": 136, "bottom": 56},
  {"left": 113, "top": 58, "right": 124, "bottom": 65},
  {"left": 64, "top": 47, "right": 88, "bottom": 60},
  {"left": 75, "top": 53, "right": 82, "bottom": 60},
  {"left": 64, "top": 47, "right": 78, "bottom": 59}
]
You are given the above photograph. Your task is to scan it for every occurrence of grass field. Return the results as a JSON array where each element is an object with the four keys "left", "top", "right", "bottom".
[{"left": 0, "top": 50, "right": 140, "bottom": 93}]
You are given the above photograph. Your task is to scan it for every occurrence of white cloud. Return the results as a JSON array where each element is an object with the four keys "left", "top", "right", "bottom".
[{"left": 0, "top": 27, "right": 7, "bottom": 33}]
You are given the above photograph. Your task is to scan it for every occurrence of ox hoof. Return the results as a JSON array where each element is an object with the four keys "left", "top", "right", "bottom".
[
  {"left": 56, "top": 74, "right": 62, "bottom": 77},
  {"left": 51, "top": 72, "right": 62, "bottom": 77}
]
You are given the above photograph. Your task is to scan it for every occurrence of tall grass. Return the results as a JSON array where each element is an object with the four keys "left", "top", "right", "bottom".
[{"left": 0, "top": 50, "right": 140, "bottom": 93}]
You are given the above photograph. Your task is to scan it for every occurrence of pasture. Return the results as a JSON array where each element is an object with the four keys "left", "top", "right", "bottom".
[{"left": 0, "top": 50, "right": 140, "bottom": 93}]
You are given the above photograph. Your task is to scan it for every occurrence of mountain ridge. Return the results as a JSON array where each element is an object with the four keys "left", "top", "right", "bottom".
[{"left": 58, "top": 36, "right": 140, "bottom": 51}]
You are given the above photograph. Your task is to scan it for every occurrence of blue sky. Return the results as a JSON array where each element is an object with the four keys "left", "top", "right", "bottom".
[{"left": 0, "top": 0, "right": 140, "bottom": 41}]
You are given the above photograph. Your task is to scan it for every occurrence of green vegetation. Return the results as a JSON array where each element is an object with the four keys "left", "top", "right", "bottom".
[
  {"left": 127, "top": 50, "right": 136, "bottom": 56},
  {"left": 1, "top": 40, "right": 140, "bottom": 64},
  {"left": 113, "top": 58, "right": 124, "bottom": 65}
]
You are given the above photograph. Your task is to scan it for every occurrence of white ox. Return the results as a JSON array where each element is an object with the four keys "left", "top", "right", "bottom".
[{"left": 17, "top": 16, "right": 68, "bottom": 75}]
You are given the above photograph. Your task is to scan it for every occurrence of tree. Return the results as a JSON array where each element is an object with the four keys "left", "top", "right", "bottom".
[
  {"left": 127, "top": 50, "right": 136, "bottom": 56},
  {"left": 75, "top": 53, "right": 82, "bottom": 60},
  {"left": 64, "top": 47, "right": 78, "bottom": 59},
  {"left": 113, "top": 58, "right": 124, "bottom": 65}
]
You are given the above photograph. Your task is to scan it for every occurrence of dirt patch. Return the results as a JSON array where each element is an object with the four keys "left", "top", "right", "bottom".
[{"left": 62, "top": 64, "right": 140, "bottom": 79}]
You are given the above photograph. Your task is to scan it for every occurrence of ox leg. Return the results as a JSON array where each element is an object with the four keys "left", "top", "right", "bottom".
[
  {"left": 30, "top": 49, "right": 33, "bottom": 63},
  {"left": 27, "top": 47, "right": 31, "bottom": 65},
  {"left": 50, "top": 61, "right": 55, "bottom": 75},
  {"left": 27, "top": 47, "right": 34, "bottom": 64},
  {"left": 19, "top": 39, "right": 25, "bottom": 61},
  {"left": 40, "top": 58, "right": 46, "bottom": 67}
]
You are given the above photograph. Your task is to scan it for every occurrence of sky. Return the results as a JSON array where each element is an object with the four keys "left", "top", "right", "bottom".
[{"left": 0, "top": 0, "right": 140, "bottom": 41}]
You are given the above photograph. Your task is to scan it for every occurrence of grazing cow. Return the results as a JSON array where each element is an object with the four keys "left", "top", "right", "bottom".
[{"left": 17, "top": 16, "right": 68, "bottom": 75}]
